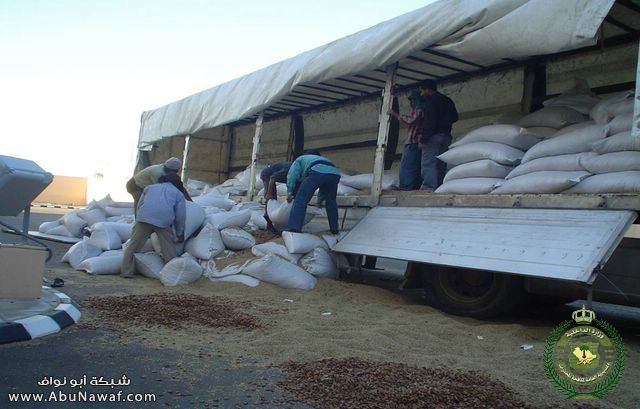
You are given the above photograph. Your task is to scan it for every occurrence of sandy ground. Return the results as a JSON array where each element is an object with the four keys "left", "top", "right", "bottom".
[{"left": 45, "top": 250, "right": 639, "bottom": 409}]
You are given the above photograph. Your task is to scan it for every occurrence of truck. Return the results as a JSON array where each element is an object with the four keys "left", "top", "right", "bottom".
[{"left": 136, "top": 0, "right": 640, "bottom": 317}]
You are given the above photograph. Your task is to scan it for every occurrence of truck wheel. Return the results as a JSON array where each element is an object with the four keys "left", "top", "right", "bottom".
[{"left": 422, "top": 265, "right": 524, "bottom": 319}]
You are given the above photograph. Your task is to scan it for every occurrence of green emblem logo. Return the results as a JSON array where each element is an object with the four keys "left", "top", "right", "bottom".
[{"left": 544, "top": 305, "right": 625, "bottom": 399}]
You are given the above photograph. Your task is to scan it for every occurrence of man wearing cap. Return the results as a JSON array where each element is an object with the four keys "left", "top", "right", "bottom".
[
  {"left": 126, "top": 157, "right": 191, "bottom": 211},
  {"left": 121, "top": 172, "right": 187, "bottom": 278},
  {"left": 389, "top": 90, "right": 425, "bottom": 190},
  {"left": 418, "top": 79, "right": 458, "bottom": 191}
]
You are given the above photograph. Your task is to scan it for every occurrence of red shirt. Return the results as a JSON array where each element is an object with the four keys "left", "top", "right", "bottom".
[{"left": 399, "top": 108, "right": 425, "bottom": 144}]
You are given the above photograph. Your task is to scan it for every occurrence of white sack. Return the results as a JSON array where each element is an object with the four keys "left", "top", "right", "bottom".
[
  {"left": 202, "top": 260, "right": 251, "bottom": 279},
  {"left": 45, "top": 224, "right": 76, "bottom": 237},
  {"left": 63, "top": 211, "right": 88, "bottom": 237},
  {"left": 506, "top": 153, "right": 595, "bottom": 179},
  {"left": 159, "top": 254, "right": 203, "bottom": 286},
  {"left": 88, "top": 225, "right": 123, "bottom": 250},
  {"left": 552, "top": 121, "right": 596, "bottom": 138},
  {"left": 150, "top": 233, "right": 184, "bottom": 258},
  {"left": 437, "top": 142, "right": 524, "bottom": 166},
  {"left": 443, "top": 160, "right": 512, "bottom": 183},
  {"left": 282, "top": 231, "right": 329, "bottom": 254},
  {"left": 77, "top": 208, "right": 107, "bottom": 226},
  {"left": 203, "top": 206, "right": 225, "bottom": 216},
  {"left": 606, "top": 112, "right": 633, "bottom": 136},
  {"left": 94, "top": 194, "right": 115, "bottom": 209},
  {"left": 123, "top": 238, "right": 154, "bottom": 254},
  {"left": 100, "top": 250, "right": 123, "bottom": 257},
  {"left": 579, "top": 152, "right": 640, "bottom": 174},
  {"left": 590, "top": 91, "right": 634, "bottom": 124},
  {"left": 435, "top": 178, "right": 502, "bottom": 194},
  {"left": 184, "top": 223, "right": 225, "bottom": 259},
  {"left": 300, "top": 247, "right": 337, "bottom": 278},
  {"left": 185, "top": 201, "right": 207, "bottom": 239},
  {"left": 251, "top": 241, "right": 302, "bottom": 264},
  {"left": 208, "top": 209, "right": 251, "bottom": 230},
  {"left": 209, "top": 274, "right": 260, "bottom": 287},
  {"left": 220, "top": 227, "right": 256, "bottom": 251},
  {"left": 517, "top": 106, "right": 586, "bottom": 129},
  {"left": 193, "top": 191, "right": 236, "bottom": 210},
  {"left": 524, "top": 127, "right": 557, "bottom": 139},
  {"left": 337, "top": 183, "right": 360, "bottom": 195},
  {"left": 249, "top": 210, "right": 268, "bottom": 230},
  {"left": 134, "top": 252, "right": 165, "bottom": 279},
  {"left": 233, "top": 201, "right": 263, "bottom": 212},
  {"left": 62, "top": 237, "right": 103, "bottom": 269},
  {"left": 39, "top": 219, "right": 61, "bottom": 233},
  {"left": 492, "top": 171, "right": 590, "bottom": 194},
  {"left": 77, "top": 255, "right": 123, "bottom": 275},
  {"left": 104, "top": 206, "right": 134, "bottom": 217},
  {"left": 91, "top": 221, "right": 133, "bottom": 242},
  {"left": 109, "top": 201, "right": 134, "bottom": 208},
  {"left": 592, "top": 131, "right": 640, "bottom": 154},
  {"left": 213, "top": 178, "right": 248, "bottom": 196},
  {"left": 521, "top": 124, "right": 606, "bottom": 163},
  {"left": 266, "top": 199, "right": 320, "bottom": 231},
  {"left": 450, "top": 125, "right": 540, "bottom": 150},
  {"left": 565, "top": 172, "right": 640, "bottom": 194},
  {"left": 542, "top": 93, "right": 600, "bottom": 115},
  {"left": 243, "top": 254, "right": 316, "bottom": 290},
  {"left": 339, "top": 173, "right": 397, "bottom": 190}
]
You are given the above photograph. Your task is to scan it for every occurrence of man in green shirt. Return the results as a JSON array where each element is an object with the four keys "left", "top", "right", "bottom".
[
  {"left": 286, "top": 151, "right": 341, "bottom": 234},
  {"left": 126, "top": 157, "right": 191, "bottom": 211}
]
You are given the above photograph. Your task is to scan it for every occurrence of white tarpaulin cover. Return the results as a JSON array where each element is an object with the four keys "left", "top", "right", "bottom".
[{"left": 139, "top": 0, "right": 614, "bottom": 147}]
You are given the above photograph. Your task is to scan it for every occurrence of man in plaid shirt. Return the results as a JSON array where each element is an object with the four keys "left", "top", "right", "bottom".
[{"left": 389, "top": 89, "right": 425, "bottom": 190}]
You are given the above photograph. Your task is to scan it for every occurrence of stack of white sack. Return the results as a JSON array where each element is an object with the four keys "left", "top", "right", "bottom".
[
  {"left": 185, "top": 178, "right": 215, "bottom": 197},
  {"left": 436, "top": 125, "right": 531, "bottom": 194},
  {"left": 203, "top": 232, "right": 343, "bottom": 289},
  {"left": 339, "top": 173, "right": 398, "bottom": 192},
  {"left": 38, "top": 195, "right": 135, "bottom": 238}
]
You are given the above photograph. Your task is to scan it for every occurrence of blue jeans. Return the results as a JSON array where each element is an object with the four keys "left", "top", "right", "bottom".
[
  {"left": 288, "top": 171, "right": 340, "bottom": 233},
  {"left": 421, "top": 133, "right": 451, "bottom": 190},
  {"left": 398, "top": 143, "right": 422, "bottom": 190}
]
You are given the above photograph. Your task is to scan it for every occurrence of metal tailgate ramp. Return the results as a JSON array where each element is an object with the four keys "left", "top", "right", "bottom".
[{"left": 332, "top": 207, "right": 637, "bottom": 284}]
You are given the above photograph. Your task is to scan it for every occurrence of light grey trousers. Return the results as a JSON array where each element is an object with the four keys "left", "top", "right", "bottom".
[{"left": 120, "top": 221, "right": 177, "bottom": 277}]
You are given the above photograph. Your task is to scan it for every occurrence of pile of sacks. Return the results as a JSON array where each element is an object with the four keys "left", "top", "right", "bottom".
[
  {"left": 51, "top": 188, "right": 334, "bottom": 289},
  {"left": 436, "top": 90, "right": 638, "bottom": 194}
]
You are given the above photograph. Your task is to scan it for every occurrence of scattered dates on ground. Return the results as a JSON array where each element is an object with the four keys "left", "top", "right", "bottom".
[
  {"left": 278, "top": 357, "right": 604, "bottom": 409},
  {"left": 84, "top": 294, "right": 261, "bottom": 330}
]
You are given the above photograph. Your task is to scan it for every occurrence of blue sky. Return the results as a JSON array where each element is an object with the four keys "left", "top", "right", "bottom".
[{"left": 1, "top": 0, "right": 433, "bottom": 177}]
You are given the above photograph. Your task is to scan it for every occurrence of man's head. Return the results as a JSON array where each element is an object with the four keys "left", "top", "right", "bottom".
[
  {"left": 158, "top": 172, "right": 185, "bottom": 191},
  {"left": 418, "top": 79, "right": 437, "bottom": 96},
  {"left": 304, "top": 149, "right": 321, "bottom": 156},
  {"left": 163, "top": 157, "right": 181, "bottom": 172},
  {"left": 408, "top": 89, "right": 421, "bottom": 108}
]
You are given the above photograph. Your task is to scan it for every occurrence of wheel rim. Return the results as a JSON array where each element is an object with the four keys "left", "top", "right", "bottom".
[{"left": 440, "top": 269, "right": 494, "bottom": 301}]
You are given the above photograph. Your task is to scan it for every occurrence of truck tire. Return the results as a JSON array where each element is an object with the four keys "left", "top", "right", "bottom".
[{"left": 422, "top": 265, "right": 524, "bottom": 319}]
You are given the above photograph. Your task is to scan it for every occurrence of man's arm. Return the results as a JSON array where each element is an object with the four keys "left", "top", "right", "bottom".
[{"left": 286, "top": 159, "right": 302, "bottom": 195}]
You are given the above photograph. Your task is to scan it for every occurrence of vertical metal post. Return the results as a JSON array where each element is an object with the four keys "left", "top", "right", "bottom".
[
  {"left": 633, "top": 40, "right": 640, "bottom": 138},
  {"left": 22, "top": 205, "right": 31, "bottom": 241},
  {"left": 248, "top": 113, "right": 264, "bottom": 201},
  {"left": 371, "top": 63, "right": 397, "bottom": 206},
  {"left": 224, "top": 126, "right": 235, "bottom": 179},
  {"left": 181, "top": 134, "right": 191, "bottom": 182}
]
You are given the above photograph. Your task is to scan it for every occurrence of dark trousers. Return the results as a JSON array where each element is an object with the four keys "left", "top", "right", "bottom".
[
  {"left": 288, "top": 171, "right": 340, "bottom": 233},
  {"left": 398, "top": 143, "right": 422, "bottom": 190},
  {"left": 421, "top": 133, "right": 452, "bottom": 190}
]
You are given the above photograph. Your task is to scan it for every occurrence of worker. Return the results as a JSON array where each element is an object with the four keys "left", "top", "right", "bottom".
[
  {"left": 418, "top": 79, "right": 459, "bottom": 191},
  {"left": 389, "top": 89, "right": 426, "bottom": 190},
  {"left": 121, "top": 173, "right": 186, "bottom": 278},
  {"left": 260, "top": 161, "right": 291, "bottom": 233},
  {"left": 126, "top": 157, "right": 191, "bottom": 212},
  {"left": 286, "top": 150, "right": 341, "bottom": 234}
]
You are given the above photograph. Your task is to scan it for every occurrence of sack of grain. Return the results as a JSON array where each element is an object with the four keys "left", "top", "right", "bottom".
[
  {"left": 134, "top": 252, "right": 165, "bottom": 279},
  {"left": 282, "top": 231, "right": 329, "bottom": 254},
  {"left": 243, "top": 254, "right": 316, "bottom": 290},
  {"left": 443, "top": 160, "right": 512, "bottom": 183},
  {"left": 592, "top": 131, "right": 640, "bottom": 154},
  {"left": 184, "top": 223, "right": 225, "bottom": 259},
  {"left": 590, "top": 91, "right": 634, "bottom": 124},
  {"left": 517, "top": 106, "right": 586, "bottom": 129},
  {"left": 300, "top": 247, "right": 337, "bottom": 278},
  {"left": 91, "top": 221, "right": 133, "bottom": 242},
  {"left": 77, "top": 208, "right": 107, "bottom": 226},
  {"left": 450, "top": 125, "right": 540, "bottom": 150},
  {"left": 542, "top": 93, "right": 600, "bottom": 115},
  {"left": 207, "top": 209, "right": 251, "bottom": 230},
  {"left": 251, "top": 241, "right": 302, "bottom": 264},
  {"left": 579, "top": 151, "right": 640, "bottom": 174},
  {"left": 520, "top": 124, "right": 606, "bottom": 163},
  {"left": 565, "top": 171, "right": 640, "bottom": 194},
  {"left": 159, "top": 254, "right": 203, "bottom": 286},
  {"left": 62, "top": 211, "right": 88, "bottom": 237},
  {"left": 77, "top": 254, "right": 123, "bottom": 275},
  {"left": 266, "top": 199, "right": 321, "bottom": 231},
  {"left": 506, "top": 153, "right": 595, "bottom": 179},
  {"left": 220, "top": 227, "right": 255, "bottom": 251},
  {"left": 606, "top": 112, "right": 633, "bottom": 136},
  {"left": 38, "top": 219, "right": 62, "bottom": 234},
  {"left": 88, "top": 224, "right": 122, "bottom": 250},
  {"left": 438, "top": 142, "right": 524, "bottom": 166},
  {"left": 492, "top": 171, "right": 590, "bottom": 194},
  {"left": 435, "top": 178, "right": 502, "bottom": 194},
  {"left": 62, "top": 237, "right": 103, "bottom": 269}
]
